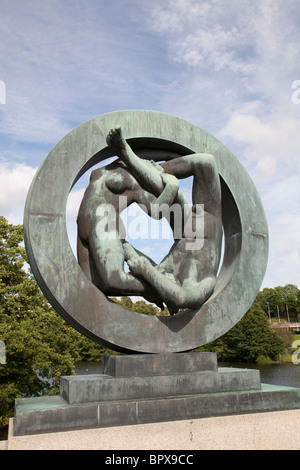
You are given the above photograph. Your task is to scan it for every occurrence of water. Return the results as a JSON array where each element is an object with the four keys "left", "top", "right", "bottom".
[{"left": 75, "top": 361, "right": 300, "bottom": 388}]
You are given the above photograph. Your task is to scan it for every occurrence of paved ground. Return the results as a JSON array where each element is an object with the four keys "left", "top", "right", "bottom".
[{"left": 2, "top": 410, "right": 300, "bottom": 450}]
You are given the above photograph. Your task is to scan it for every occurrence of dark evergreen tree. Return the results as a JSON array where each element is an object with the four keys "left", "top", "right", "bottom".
[{"left": 199, "top": 303, "right": 284, "bottom": 362}]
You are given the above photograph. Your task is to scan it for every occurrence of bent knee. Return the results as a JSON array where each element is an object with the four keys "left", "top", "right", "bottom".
[
  {"left": 193, "top": 154, "right": 218, "bottom": 180},
  {"left": 182, "top": 276, "right": 216, "bottom": 309}
]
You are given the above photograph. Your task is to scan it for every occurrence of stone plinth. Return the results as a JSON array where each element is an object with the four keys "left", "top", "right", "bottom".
[
  {"left": 13, "top": 353, "right": 300, "bottom": 436},
  {"left": 102, "top": 351, "right": 217, "bottom": 376},
  {"left": 60, "top": 368, "right": 260, "bottom": 405}
]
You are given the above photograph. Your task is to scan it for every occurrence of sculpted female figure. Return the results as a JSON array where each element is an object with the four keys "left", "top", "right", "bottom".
[{"left": 77, "top": 126, "right": 222, "bottom": 314}]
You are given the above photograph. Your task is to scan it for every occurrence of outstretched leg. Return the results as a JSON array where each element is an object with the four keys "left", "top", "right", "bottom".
[
  {"left": 107, "top": 126, "right": 165, "bottom": 196},
  {"left": 124, "top": 242, "right": 215, "bottom": 315}
]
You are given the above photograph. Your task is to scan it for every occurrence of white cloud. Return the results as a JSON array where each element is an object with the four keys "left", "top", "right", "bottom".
[
  {"left": 262, "top": 174, "right": 300, "bottom": 288},
  {"left": 66, "top": 188, "right": 85, "bottom": 220},
  {"left": 150, "top": 0, "right": 300, "bottom": 77},
  {"left": 0, "top": 160, "right": 85, "bottom": 258},
  {"left": 219, "top": 105, "right": 300, "bottom": 182},
  {"left": 66, "top": 188, "right": 86, "bottom": 257},
  {"left": 150, "top": 0, "right": 256, "bottom": 72},
  {"left": 219, "top": 103, "right": 300, "bottom": 289},
  {"left": 0, "top": 161, "right": 36, "bottom": 224},
  {"left": 148, "top": 0, "right": 300, "bottom": 125}
]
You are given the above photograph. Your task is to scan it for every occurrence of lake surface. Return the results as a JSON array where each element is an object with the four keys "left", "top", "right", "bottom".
[{"left": 75, "top": 361, "right": 300, "bottom": 388}]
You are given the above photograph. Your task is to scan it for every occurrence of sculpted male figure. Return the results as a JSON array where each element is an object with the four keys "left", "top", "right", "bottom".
[{"left": 77, "top": 126, "right": 222, "bottom": 314}]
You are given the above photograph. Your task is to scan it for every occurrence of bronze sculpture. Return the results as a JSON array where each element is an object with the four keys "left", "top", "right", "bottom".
[
  {"left": 77, "top": 126, "right": 222, "bottom": 314},
  {"left": 23, "top": 110, "right": 268, "bottom": 353},
  {"left": 16, "top": 111, "right": 281, "bottom": 438}
]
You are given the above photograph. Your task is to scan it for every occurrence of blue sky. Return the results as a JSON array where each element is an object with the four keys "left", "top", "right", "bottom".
[{"left": 0, "top": 0, "right": 300, "bottom": 290}]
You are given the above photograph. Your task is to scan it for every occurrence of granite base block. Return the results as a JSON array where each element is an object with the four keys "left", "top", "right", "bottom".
[
  {"left": 13, "top": 353, "right": 300, "bottom": 436},
  {"left": 101, "top": 352, "right": 217, "bottom": 377},
  {"left": 13, "top": 384, "right": 300, "bottom": 436},
  {"left": 60, "top": 367, "right": 261, "bottom": 404}
]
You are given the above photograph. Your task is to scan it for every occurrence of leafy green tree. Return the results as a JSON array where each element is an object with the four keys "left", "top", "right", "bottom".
[
  {"left": 297, "top": 290, "right": 300, "bottom": 320},
  {"left": 199, "top": 303, "right": 284, "bottom": 362},
  {"left": 0, "top": 216, "right": 107, "bottom": 426},
  {"left": 281, "top": 284, "right": 299, "bottom": 320},
  {"left": 256, "top": 285, "right": 299, "bottom": 321},
  {"left": 111, "top": 296, "right": 163, "bottom": 315}
]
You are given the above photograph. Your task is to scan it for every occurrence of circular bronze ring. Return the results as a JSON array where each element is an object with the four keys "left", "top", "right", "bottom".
[{"left": 24, "top": 110, "right": 268, "bottom": 353}]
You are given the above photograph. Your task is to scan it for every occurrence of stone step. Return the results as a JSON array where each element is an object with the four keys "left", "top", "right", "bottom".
[
  {"left": 102, "top": 351, "right": 218, "bottom": 377},
  {"left": 60, "top": 367, "right": 261, "bottom": 404},
  {"left": 13, "top": 384, "right": 300, "bottom": 436}
]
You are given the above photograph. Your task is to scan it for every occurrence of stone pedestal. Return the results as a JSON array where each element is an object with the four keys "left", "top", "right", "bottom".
[{"left": 13, "top": 352, "right": 300, "bottom": 436}]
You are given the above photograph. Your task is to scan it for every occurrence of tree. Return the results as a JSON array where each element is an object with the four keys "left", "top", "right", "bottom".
[
  {"left": 0, "top": 216, "right": 107, "bottom": 426},
  {"left": 256, "top": 285, "right": 299, "bottom": 321},
  {"left": 111, "top": 296, "right": 164, "bottom": 315},
  {"left": 297, "top": 290, "right": 300, "bottom": 320},
  {"left": 199, "top": 303, "right": 284, "bottom": 362}
]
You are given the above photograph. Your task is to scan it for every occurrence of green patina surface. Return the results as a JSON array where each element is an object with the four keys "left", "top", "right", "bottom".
[{"left": 23, "top": 110, "right": 268, "bottom": 354}]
